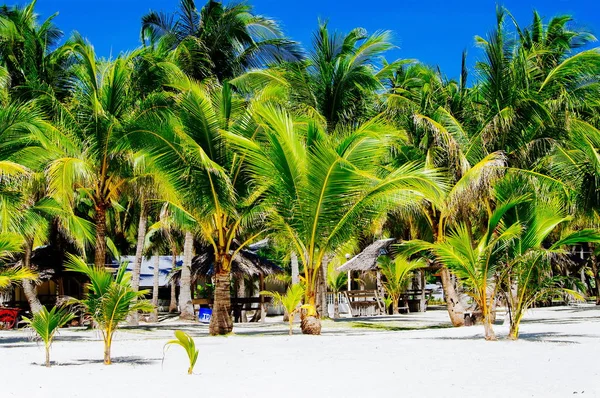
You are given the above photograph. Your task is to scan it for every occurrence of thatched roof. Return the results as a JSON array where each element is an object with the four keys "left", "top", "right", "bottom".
[
  {"left": 337, "top": 238, "right": 396, "bottom": 272},
  {"left": 191, "top": 249, "right": 282, "bottom": 279}
]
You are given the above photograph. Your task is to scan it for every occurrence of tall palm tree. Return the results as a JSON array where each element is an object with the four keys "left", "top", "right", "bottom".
[
  {"left": 233, "top": 22, "right": 398, "bottom": 132},
  {"left": 141, "top": 0, "right": 302, "bottom": 82},
  {"left": 0, "top": 0, "right": 71, "bottom": 98},
  {"left": 40, "top": 37, "right": 175, "bottom": 268},
  {"left": 129, "top": 70, "right": 268, "bottom": 334},
  {"left": 229, "top": 104, "right": 445, "bottom": 334}
]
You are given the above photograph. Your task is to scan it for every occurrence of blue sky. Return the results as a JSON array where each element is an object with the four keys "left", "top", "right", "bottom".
[{"left": 26, "top": 0, "right": 600, "bottom": 81}]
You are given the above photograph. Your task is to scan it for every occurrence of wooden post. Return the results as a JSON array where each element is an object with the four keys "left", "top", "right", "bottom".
[
  {"left": 376, "top": 271, "right": 383, "bottom": 314},
  {"left": 259, "top": 273, "right": 265, "bottom": 323},
  {"left": 347, "top": 271, "right": 352, "bottom": 291},
  {"left": 420, "top": 270, "right": 426, "bottom": 312}
]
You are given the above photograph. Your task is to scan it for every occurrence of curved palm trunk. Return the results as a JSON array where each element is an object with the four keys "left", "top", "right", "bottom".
[
  {"left": 483, "top": 312, "right": 496, "bottom": 341},
  {"left": 178, "top": 232, "right": 195, "bottom": 320},
  {"left": 440, "top": 267, "right": 466, "bottom": 326},
  {"left": 22, "top": 238, "right": 43, "bottom": 314},
  {"left": 508, "top": 312, "right": 523, "bottom": 340},
  {"left": 94, "top": 204, "right": 108, "bottom": 268},
  {"left": 150, "top": 253, "right": 160, "bottom": 322},
  {"left": 209, "top": 256, "right": 233, "bottom": 335},
  {"left": 169, "top": 249, "right": 178, "bottom": 312},
  {"left": 128, "top": 206, "right": 147, "bottom": 325}
]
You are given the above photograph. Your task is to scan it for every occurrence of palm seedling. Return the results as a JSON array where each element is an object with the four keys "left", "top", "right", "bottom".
[
  {"left": 65, "top": 255, "right": 153, "bottom": 364},
  {"left": 164, "top": 330, "right": 199, "bottom": 375},
  {"left": 378, "top": 256, "right": 425, "bottom": 314},
  {"left": 262, "top": 283, "right": 305, "bottom": 335},
  {"left": 23, "top": 306, "right": 74, "bottom": 367}
]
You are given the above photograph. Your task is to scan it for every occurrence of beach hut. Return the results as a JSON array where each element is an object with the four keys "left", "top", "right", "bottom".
[{"left": 337, "top": 238, "right": 439, "bottom": 314}]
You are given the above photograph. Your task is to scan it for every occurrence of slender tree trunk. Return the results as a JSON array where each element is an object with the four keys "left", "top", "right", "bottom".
[
  {"left": 94, "top": 204, "right": 108, "bottom": 268},
  {"left": 22, "top": 238, "right": 43, "bottom": 314},
  {"left": 508, "top": 316, "right": 521, "bottom": 340},
  {"left": 429, "top": 207, "right": 466, "bottom": 326},
  {"left": 128, "top": 204, "right": 147, "bottom": 325},
  {"left": 103, "top": 335, "right": 112, "bottom": 365},
  {"left": 440, "top": 267, "right": 466, "bottom": 326},
  {"left": 169, "top": 250, "right": 178, "bottom": 312},
  {"left": 45, "top": 344, "right": 50, "bottom": 367},
  {"left": 209, "top": 258, "right": 233, "bottom": 335},
  {"left": 392, "top": 295, "right": 399, "bottom": 315},
  {"left": 150, "top": 253, "right": 160, "bottom": 322},
  {"left": 237, "top": 276, "right": 247, "bottom": 323},
  {"left": 483, "top": 311, "right": 496, "bottom": 341},
  {"left": 291, "top": 252, "right": 299, "bottom": 285},
  {"left": 320, "top": 259, "right": 329, "bottom": 318},
  {"left": 590, "top": 255, "right": 600, "bottom": 305},
  {"left": 333, "top": 292, "right": 339, "bottom": 319},
  {"left": 178, "top": 232, "right": 195, "bottom": 320}
]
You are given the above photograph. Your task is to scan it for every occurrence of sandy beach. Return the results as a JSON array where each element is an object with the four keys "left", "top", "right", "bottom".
[{"left": 1, "top": 305, "right": 599, "bottom": 398}]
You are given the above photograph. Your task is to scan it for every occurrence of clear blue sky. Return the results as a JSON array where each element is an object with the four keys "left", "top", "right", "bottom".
[{"left": 24, "top": 0, "right": 600, "bottom": 80}]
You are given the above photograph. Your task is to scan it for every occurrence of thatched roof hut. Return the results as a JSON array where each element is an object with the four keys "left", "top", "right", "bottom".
[
  {"left": 337, "top": 238, "right": 395, "bottom": 272},
  {"left": 191, "top": 249, "right": 282, "bottom": 281}
]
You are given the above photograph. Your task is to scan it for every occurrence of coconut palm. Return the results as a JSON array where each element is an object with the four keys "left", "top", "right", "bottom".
[
  {"left": 65, "top": 254, "right": 153, "bottom": 364},
  {"left": 38, "top": 37, "right": 179, "bottom": 269},
  {"left": 228, "top": 103, "right": 445, "bottom": 334},
  {"left": 0, "top": 232, "right": 36, "bottom": 288},
  {"left": 405, "top": 193, "right": 528, "bottom": 340},
  {"left": 261, "top": 283, "right": 304, "bottom": 335},
  {"left": 378, "top": 255, "right": 425, "bottom": 314},
  {"left": 141, "top": 0, "right": 302, "bottom": 82},
  {"left": 128, "top": 69, "right": 270, "bottom": 334},
  {"left": 23, "top": 305, "right": 74, "bottom": 367},
  {"left": 0, "top": 0, "right": 72, "bottom": 98},
  {"left": 233, "top": 22, "right": 398, "bottom": 132},
  {"left": 496, "top": 177, "right": 600, "bottom": 339}
]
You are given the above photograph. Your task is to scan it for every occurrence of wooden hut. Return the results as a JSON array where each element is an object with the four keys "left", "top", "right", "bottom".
[{"left": 337, "top": 238, "right": 439, "bottom": 314}]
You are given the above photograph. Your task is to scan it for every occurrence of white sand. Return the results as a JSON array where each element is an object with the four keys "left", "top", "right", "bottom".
[{"left": 1, "top": 305, "right": 599, "bottom": 398}]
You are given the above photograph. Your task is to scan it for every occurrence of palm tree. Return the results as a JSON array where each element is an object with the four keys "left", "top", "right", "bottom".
[
  {"left": 40, "top": 38, "right": 177, "bottom": 269},
  {"left": 129, "top": 71, "right": 269, "bottom": 334},
  {"left": 23, "top": 305, "right": 74, "bottom": 367},
  {"left": 261, "top": 283, "right": 304, "bottom": 335},
  {"left": 0, "top": 0, "right": 71, "bottom": 98},
  {"left": 141, "top": 0, "right": 302, "bottom": 82},
  {"left": 406, "top": 194, "right": 528, "bottom": 340},
  {"left": 229, "top": 104, "right": 445, "bottom": 334},
  {"left": 378, "top": 255, "right": 424, "bottom": 314},
  {"left": 233, "top": 22, "right": 398, "bottom": 132},
  {"left": 65, "top": 255, "right": 153, "bottom": 364},
  {"left": 497, "top": 177, "right": 600, "bottom": 339}
]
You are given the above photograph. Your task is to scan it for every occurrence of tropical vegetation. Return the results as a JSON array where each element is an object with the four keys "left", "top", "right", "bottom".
[{"left": 0, "top": 0, "right": 597, "bottom": 343}]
